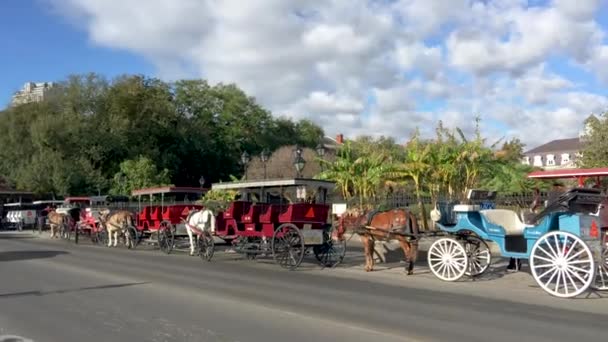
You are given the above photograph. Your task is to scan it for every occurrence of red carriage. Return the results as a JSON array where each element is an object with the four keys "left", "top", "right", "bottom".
[
  {"left": 78, "top": 195, "right": 130, "bottom": 244},
  {"left": 130, "top": 186, "right": 207, "bottom": 253},
  {"left": 201, "top": 178, "right": 345, "bottom": 270}
]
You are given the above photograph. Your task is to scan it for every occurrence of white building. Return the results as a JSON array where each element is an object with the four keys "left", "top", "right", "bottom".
[
  {"left": 11, "top": 82, "right": 55, "bottom": 106},
  {"left": 521, "top": 115, "right": 596, "bottom": 170}
]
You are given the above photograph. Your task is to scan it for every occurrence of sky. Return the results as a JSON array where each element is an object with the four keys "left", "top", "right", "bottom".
[{"left": 2, "top": 0, "right": 608, "bottom": 149}]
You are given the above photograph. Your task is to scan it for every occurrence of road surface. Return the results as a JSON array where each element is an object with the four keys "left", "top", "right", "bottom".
[{"left": 1, "top": 232, "right": 607, "bottom": 342}]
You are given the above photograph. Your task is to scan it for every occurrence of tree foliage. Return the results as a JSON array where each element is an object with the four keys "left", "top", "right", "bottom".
[
  {"left": 319, "top": 119, "right": 539, "bottom": 227},
  {"left": 0, "top": 74, "right": 324, "bottom": 196},
  {"left": 579, "top": 113, "right": 608, "bottom": 168}
]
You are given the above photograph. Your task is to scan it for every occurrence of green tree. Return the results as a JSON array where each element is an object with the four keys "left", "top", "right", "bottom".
[
  {"left": 387, "top": 131, "right": 432, "bottom": 230},
  {"left": 579, "top": 113, "right": 608, "bottom": 168},
  {"left": 110, "top": 156, "right": 171, "bottom": 195}
]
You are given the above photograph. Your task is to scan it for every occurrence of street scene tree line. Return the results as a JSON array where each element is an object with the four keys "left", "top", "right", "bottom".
[
  {"left": 1, "top": 73, "right": 607, "bottom": 211},
  {"left": 0, "top": 73, "right": 324, "bottom": 197}
]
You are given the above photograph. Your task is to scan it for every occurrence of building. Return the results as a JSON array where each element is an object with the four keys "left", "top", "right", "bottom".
[
  {"left": 522, "top": 116, "right": 596, "bottom": 169},
  {"left": 11, "top": 82, "right": 55, "bottom": 106}
]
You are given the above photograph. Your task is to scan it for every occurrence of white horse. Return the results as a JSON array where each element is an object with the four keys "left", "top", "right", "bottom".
[{"left": 184, "top": 208, "right": 216, "bottom": 255}]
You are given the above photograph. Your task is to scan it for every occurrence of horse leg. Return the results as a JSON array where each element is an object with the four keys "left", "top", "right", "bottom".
[
  {"left": 398, "top": 238, "right": 418, "bottom": 275},
  {"left": 113, "top": 231, "right": 118, "bottom": 247},
  {"left": 107, "top": 229, "right": 113, "bottom": 247},
  {"left": 187, "top": 227, "right": 195, "bottom": 256},
  {"left": 361, "top": 234, "right": 375, "bottom": 272}
]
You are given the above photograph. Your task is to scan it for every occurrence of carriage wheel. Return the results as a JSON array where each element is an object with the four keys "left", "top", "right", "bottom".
[
  {"left": 158, "top": 221, "right": 175, "bottom": 254},
  {"left": 313, "top": 224, "right": 346, "bottom": 268},
  {"left": 271, "top": 223, "right": 305, "bottom": 270},
  {"left": 463, "top": 236, "right": 491, "bottom": 277},
  {"left": 591, "top": 231, "right": 608, "bottom": 290},
  {"left": 126, "top": 226, "right": 138, "bottom": 249},
  {"left": 427, "top": 237, "right": 468, "bottom": 282},
  {"left": 530, "top": 231, "right": 595, "bottom": 298},
  {"left": 197, "top": 232, "right": 215, "bottom": 262}
]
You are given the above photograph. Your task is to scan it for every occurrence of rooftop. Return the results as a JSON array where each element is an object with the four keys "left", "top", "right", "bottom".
[{"left": 524, "top": 138, "right": 580, "bottom": 155}]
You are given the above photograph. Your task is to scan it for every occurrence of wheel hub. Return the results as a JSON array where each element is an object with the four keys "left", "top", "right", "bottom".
[
  {"left": 554, "top": 257, "right": 567, "bottom": 269},
  {"left": 442, "top": 255, "right": 452, "bottom": 264}
]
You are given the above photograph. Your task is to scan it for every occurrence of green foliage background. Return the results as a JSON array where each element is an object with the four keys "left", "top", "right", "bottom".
[{"left": 0, "top": 73, "right": 324, "bottom": 196}]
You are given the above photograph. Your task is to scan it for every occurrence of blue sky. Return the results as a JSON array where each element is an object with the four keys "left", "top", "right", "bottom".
[
  {"left": 1, "top": 0, "right": 608, "bottom": 147},
  {"left": 0, "top": 1, "right": 152, "bottom": 108}
]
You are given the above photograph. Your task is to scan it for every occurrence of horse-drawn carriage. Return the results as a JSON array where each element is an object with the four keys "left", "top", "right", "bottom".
[
  {"left": 77, "top": 195, "right": 130, "bottom": 244},
  {"left": 130, "top": 186, "right": 206, "bottom": 253},
  {"left": 193, "top": 178, "right": 346, "bottom": 270},
  {"left": 429, "top": 188, "right": 608, "bottom": 298}
]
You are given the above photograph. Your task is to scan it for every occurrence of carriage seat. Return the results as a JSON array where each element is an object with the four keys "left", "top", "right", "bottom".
[{"left": 480, "top": 209, "right": 529, "bottom": 236}]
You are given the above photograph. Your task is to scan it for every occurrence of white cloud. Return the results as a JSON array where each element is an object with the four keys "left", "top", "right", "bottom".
[
  {"left": 515, "top": 64, "right": 573, "bottom": 104},
  {"left": 52, "top": 0, "right": 608, "bottom": 148}
]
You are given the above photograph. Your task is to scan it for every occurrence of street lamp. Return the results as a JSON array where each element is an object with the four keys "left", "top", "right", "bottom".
[
  {"left": 293, "top": 153, "right": 306, "bottom": 178},
  {"left": 241, "top": 151, "right": 250, "bottom": 180},
  {"left": 315, "top": 143, "right": 326, "bottom": 158},
  {"left": 260, "top": 149, "right": 270, "bottom": 179},
  {"left": 199, "top": 175, "right": 205, "bottom": 188},
  {"left": 316, "top": 142, "right": 326, "bottom": 172}
]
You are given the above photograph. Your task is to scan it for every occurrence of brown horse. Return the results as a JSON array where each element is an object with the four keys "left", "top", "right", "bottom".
[
  {"left": 337, "top": 208, "right": 419, "bottom": 274},
  {"left": 47, "top": 211, "right": 67, "bottom": 238},
  {"left": 98, "top": 209, "right": 135, "bottom": 248}
]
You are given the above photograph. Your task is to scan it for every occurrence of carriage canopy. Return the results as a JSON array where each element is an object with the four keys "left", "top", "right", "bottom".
[
  {"left": 211, "top": 178, "right": 335, "bottom": 204},
  {"left": 527, "top": 167, "right": 608, "bottom": 187}
]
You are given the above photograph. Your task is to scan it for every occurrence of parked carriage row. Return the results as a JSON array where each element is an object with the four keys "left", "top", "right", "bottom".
[{"left": 37, "top": 168, "right": 608, "bottom": 299}]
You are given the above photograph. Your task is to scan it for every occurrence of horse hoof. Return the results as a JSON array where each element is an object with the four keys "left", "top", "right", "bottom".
[
  {"left": 407, "top": 271, "right": 414, "bottom": 275},
  {"left": 364, "top": 267, "right": 373, "bottom": 272}
]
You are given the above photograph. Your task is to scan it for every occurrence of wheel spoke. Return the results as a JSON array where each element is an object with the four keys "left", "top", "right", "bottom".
[
  {"left": 564, "top": 239, "right": 578, "bottom": 259},
  {"left": 573, "top": 269, "right": 589, "bottom": 284},
  {"left": 544, "top": 238, "right": 560, "bottom": 259},
  {"left": 561, "top": 235, "right": 568, "bottom": 258},
  {"left": 533, "top": 255, "right": 555, "bottom": 264},
  {"left": 538, "top": 243, "right": 557, "bottom": 258},
  {"left": 567, "top": 264, "right": 592, "bottom": 274},
  {"left": 538, "top": 266, "right": 557, "bottom": 279},
  {"left": 566, "top": 248, "right": 586, "bottom": 262},
  {"left": 564, "top": 268, "right": 580, "bottom": 292}
]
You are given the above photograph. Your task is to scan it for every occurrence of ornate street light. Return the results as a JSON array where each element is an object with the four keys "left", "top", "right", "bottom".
[
  {"left": 241, "top": 151, "right": 250, "bottom": 180},
  {"left": 293, "top": 153, "right": 306, "bottom": 178},
  {"left": 316, "top": 142, "right": 326, "bottom": 172},
  {"left": 260, "top": 148, "right": 270, "bottom": 179},
  {"left": 199, "top": 175, "right": 205, "bottom": 188}
]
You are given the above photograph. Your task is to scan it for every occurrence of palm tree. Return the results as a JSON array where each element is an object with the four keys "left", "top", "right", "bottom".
[
  {"left": 387, "top": 131, "right": 432, "bottom": 230},
  {"left": 317, "top": 141, "right": 357, "bottom": 200}
]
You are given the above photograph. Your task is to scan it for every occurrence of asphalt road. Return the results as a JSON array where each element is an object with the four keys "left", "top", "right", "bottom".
[{"left": 1, "top": 232, "right": 608, "bottom": 342}]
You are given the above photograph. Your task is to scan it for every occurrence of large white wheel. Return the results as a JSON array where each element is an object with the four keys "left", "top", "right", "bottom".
[
  {"left": 464, "top": 236, "right": 491, "bottom": 277},
  {"left": 428, "top": 238, "right": 468, "bottom": 281},
  {"left": 530, "top": 231, "right": 595, "bottom": 298}
]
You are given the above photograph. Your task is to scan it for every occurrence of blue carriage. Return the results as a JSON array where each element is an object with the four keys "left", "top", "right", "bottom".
[{"left": 430, "top": 188, "right": 608, "bottom": 298}]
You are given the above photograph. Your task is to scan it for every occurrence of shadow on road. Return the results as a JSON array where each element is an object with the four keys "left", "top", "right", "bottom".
[
  {"left": 0, "top": 282, "right": 150, "bottom": 299},
  {"left": 0, "top": 250, "right": 68, "bottom": 262},
  {"left": 0, "top": 233, "right": 36, "bottom": 240}
]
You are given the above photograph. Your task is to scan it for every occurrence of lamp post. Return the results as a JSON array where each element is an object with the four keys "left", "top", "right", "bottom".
[
  {"left": 260, "top": 148, "right": 270, "bottom": 180},
  {"left": 241, "top": 151, "right": 250, "bottom": 180},
  {"left": 293, "top": 149, "right": 306, "bottom": 179},
  {"left": 316, "top": 142, "right": 326, "bottom": 172},
  {"left": 199, "top": 175, "right": 205, "bottom": 188}
]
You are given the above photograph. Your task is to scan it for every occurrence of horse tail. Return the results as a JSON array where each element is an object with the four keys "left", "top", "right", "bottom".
[{"left": 406, "top": 210, "right": 419, "bottom": 264}]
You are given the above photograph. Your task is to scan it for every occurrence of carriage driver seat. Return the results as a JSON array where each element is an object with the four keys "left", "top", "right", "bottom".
[{"left": 479, "top": 209, "right": 530, "bottom": 236}]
